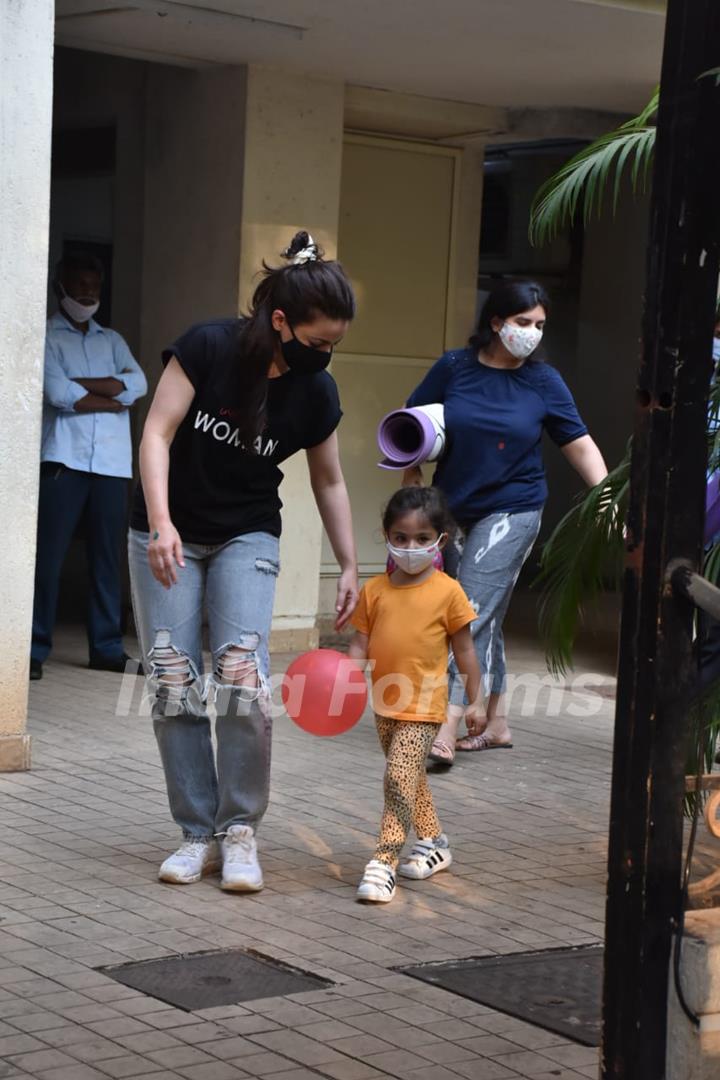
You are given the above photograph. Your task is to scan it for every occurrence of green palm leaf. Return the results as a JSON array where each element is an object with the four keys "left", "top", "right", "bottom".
[
  {"left": 534, "top": 449, "right": 630, "bottom": 676},
  {"left": 529, "top": 89, "right": 659, "bottom": 247},
  {"left": 537, "top": 447, "right": 720, "bottom": 812},
  {"left": 700, "top": 67, "right": 720, "bottom": 87}
]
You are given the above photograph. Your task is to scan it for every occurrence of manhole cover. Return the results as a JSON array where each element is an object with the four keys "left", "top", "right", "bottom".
[
  {"left": 400, "top": 944, "right": 602, "bottom": 1046},
  {"left": 101, "top": 949, "right": 332, "bottom": 1011}
]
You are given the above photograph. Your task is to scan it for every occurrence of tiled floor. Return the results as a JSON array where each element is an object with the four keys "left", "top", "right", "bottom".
[{"left": 0, "top": 623, "right": 713, "bottom": 1079}]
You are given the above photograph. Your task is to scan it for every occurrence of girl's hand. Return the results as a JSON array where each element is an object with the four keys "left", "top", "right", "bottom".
[
  {"left": 148, "top": 523, "right": 185, "bottom": 588},
  {"left": 335, "top": 567, "right": 359, "bottom": 630},
  {"left": 464, "top": 703, "right": 487, "bottom": 736}
]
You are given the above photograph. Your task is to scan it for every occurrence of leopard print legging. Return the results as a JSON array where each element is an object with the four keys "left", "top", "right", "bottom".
[{"left": 373, "top": 715, "right": 442, "bottom": 867}]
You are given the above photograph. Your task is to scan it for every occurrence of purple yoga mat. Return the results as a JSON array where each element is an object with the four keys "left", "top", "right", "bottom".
[{"left": 377, "top": 406, "right": 444, "bottom": 470}]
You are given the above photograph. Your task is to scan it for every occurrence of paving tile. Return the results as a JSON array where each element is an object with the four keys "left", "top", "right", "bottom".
[
  {"left": 247, "top": 1029, "right": 346, "bottom": 1067},
  {"left": 405, "top": 1068, "right": 471, "bottom": 1080},
  {"left": 526, "top": 1072, "right": 589, "bottom": 1080},
  {"left": 175, "top": 1063, "right": 250, "bottom": 1080},
  {"left": 144, "top": 1046, "right": 217, "bottom": 1069},
  {"left": 5, "top": 1013, "right": 66, "bottom": 1034},
  {"left": 257, "top": 1072, "right": 326, "bottom": 1080},
  {"left": 0, "top": 1035, "right": 47, "bottom": 1056},
  {"left": 201, "top": 1037, "right": 260, "bottom": 1061},
  {"left": 493, "top": 1050, "right": 567, "bottom": 1074},
  {"left": 294, "top": 1020, "right": 363, "bottom": 1043},
  {"left": 113, "top": 1032, "right": 183, "bottom": 1053},
  {"left": 225, "top": 1052, "right": 297, "bottom": 1076},
  {"left": 34, "top": 1066, "right": 113, "bottom": 1080},
  {"left": 64, "top": 1037, "right": 130, "bottom": 1063},
  {"left": 5, "top": 1051, "right": 78, "bottom": 1073},
  {"left": 318, "top": 1061, "right": 390, "bottom": 1080},
  {"left": 98, "top": 1057, "right": 168, "bottom": 1078},
  {"left": 449, "top": 1060, "right": 524, "bottom": 1080},
  {"left": 362, "top": 1048, "right": 431, "bottom": 1074},
  {"left": 536, "top": 1045, "right": 599, "bottom": 1069}
]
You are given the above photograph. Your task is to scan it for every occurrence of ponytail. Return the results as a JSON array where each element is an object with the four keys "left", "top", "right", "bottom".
[{"left": 230, "top": 232, "right": 355, "bottom": 441}]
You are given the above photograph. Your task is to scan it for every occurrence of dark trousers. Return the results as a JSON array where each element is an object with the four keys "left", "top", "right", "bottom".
[{"left": 32, "top": 464, "right": 128, "bottom": 663}]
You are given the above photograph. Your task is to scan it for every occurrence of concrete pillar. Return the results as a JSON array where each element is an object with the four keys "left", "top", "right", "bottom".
[
  {"left": 238, "top": 66, "right": 345, "bottom": 650},
  {"left": 667, "top": 910, "right": 720, "bottom": 1079},
  {"left": 0, "top": 0, "right": 55, "bottom": 770},
  {"left": 141, "top": 63, "right": 248, "bottom": 409}
]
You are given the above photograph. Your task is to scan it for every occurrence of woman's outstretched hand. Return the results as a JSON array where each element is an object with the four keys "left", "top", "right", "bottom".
[
  {"left": 464, "top": 703, "right": 487, "bottom": 736},
  {"left": 148, "top": 523, "right": 185, "bottom": 588},
  {"left": 334, "top": 567, "right": 359, "bottom": 630}
]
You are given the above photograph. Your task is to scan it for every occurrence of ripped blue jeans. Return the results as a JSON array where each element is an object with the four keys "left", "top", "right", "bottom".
[{"left": 128, "top": 529, "right": 279, "bottom": 840}]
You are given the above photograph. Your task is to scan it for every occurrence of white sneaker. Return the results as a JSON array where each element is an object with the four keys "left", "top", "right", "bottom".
[
  {"left": 221, "top": 824, "right": 263, "bottom": 892},
  {"left": 398, "top": 834, "right": 452, "bottom": 880},
  {"left": 356, "top": 860, "right": 396, "bottom": 903},
  {"left": 159, "top": 839, "right": 221, "bottom": 884}
]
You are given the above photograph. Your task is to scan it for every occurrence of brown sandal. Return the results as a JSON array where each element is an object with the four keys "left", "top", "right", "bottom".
[{"left": 455, "top": 733, "right": 513, "bottom": 752}]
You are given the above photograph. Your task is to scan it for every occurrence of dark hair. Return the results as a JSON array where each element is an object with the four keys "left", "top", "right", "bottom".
[
  {"left": 232, "top": 231, "right": 356, "bottom": 441},
  {"left": 382, "top": 486, "right": 455, "bottom": 537},
  {"left": 470, "top": 280, "right": 550, "bottom": 361},
  {"left": 55, "top": 252, "right": 104, "bottom": 284}
]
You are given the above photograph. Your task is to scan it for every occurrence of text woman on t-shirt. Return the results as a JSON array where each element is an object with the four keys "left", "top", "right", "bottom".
[
  {"left": 128, "top": 232, "right": 358, "bottom": 891},
  {"left": 404, "top": 281, "right": 607, "bottom": 765}
]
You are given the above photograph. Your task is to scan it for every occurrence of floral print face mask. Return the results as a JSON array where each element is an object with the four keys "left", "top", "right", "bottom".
[{"left": 498, "top": 322, "right": 543, "bottom": 360}]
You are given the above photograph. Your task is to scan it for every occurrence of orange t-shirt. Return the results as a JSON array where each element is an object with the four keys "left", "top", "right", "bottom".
[{"left": 350, "top": 570, "right": 476, "bottom": 724}]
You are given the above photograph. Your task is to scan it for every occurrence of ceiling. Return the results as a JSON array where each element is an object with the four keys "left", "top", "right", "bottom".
[{"left": 55, "top": 0, "right": 666, "bottom": 114}]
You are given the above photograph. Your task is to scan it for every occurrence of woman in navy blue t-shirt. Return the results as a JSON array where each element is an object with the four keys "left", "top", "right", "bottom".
[{"left": 404, "top": 281, "right": 607, "bottom": 764}]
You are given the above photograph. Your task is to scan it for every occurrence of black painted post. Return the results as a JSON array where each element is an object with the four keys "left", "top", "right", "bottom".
[{"left": 601, "top": 2, "right": 720, "bottom": 1078}]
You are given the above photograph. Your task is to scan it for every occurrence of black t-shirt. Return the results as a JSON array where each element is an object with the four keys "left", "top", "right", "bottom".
[{"left": 131, "top": 319, "right": 343, "bottom": 544}]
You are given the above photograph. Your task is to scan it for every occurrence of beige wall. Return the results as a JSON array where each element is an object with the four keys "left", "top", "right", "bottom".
[
  {"left": 321, "top": 134, "right": 484, "bottom": 615},
  {"left": 0, "top": 0, "right": 54, "bottom": 769}
]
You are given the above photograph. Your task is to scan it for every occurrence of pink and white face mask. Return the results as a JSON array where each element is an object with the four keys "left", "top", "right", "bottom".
[{"left": 498, "top": 322, "right": 543, "bottom": 360}]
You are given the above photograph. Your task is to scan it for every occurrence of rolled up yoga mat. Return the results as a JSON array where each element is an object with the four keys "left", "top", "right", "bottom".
[{"left": 377, "top": 403, "right": 446, "bottom": 470}]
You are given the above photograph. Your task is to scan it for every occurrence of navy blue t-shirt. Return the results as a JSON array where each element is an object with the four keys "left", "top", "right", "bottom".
[{"left": 406, "top": 348, "right": 588, "bottom": 524}]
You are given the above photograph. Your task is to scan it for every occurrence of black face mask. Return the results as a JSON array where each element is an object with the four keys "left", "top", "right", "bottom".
[{"left": 280, "top": 327, "right": 333, "bottom": 375}]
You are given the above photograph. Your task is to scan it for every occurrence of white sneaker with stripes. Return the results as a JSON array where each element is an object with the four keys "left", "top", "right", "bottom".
[
  {"left": 356, "top": 860, "right": 396, "bottom": 903},
  {"left": 398, "top": 834, "right": 452, "bottom": 880}
]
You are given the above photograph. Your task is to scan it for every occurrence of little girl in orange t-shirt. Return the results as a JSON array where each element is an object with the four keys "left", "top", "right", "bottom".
[{"left": 349, "top": 486, "right": 483, "bottom": 903}]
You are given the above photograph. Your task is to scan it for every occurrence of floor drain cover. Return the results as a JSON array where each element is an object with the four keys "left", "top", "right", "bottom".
[
  {"left": 400, "top": 944, "right": 602, "bottom": 1046},
  {"left": 101, "top": 949, "right": 332, "bottom": 1011}
]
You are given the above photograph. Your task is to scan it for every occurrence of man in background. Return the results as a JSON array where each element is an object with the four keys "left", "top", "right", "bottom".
[{"left": 30, "top": 252, "right": 147, "bottom": 680}]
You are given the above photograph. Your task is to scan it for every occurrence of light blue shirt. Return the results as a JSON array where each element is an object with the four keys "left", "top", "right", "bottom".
[{"left": 42, "top": 312, "right": 148, "bottom": 478}]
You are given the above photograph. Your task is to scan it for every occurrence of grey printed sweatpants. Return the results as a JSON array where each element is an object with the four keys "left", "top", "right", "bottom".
[{"left": 444, "top": 509, "right": 543, "bottom": 704}]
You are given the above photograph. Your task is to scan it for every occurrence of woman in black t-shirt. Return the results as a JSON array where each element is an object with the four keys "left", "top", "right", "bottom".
[{"left": 128, "top": 232, "right": 358, "bottom": 892}]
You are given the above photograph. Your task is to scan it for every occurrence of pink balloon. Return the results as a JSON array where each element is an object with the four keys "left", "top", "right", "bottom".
[{"left": 282, "top": 649, "right": 367, "bottom": 737}]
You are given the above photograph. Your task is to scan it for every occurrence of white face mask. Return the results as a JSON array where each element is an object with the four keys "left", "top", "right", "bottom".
[
  {"left": 60, "top": 286, "right": 100, "bottom": 324},
  {"left": 386, "top": 536, "right": 444, "bottom": 576},
  {"left": 713, "top": 338, "right": 720, "bottom": 364},
  {"left": 498, "top": 321, "right": 543, "bottom": 360}
]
